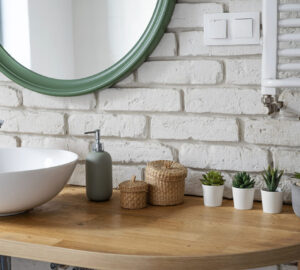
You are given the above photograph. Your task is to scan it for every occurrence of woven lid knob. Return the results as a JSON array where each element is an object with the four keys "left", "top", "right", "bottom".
[
  {"left": 165, "top": 162, "right": 173, "bottom": 169},
  {"left": 119, "top": 176, "right": 148, "bottom": 192},
  {"left": 146, "top": 160, "right": 188, "bottom": 178}
]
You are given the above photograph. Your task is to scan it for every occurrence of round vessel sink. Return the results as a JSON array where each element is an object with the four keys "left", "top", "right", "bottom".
[{"left": 0, "top": 148, "right": 78, "bottom": 216}]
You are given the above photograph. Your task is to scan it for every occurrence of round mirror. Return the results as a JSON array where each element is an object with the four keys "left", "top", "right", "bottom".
[{"left": 0, "top": 0, "right": 174, "bottom": 95}]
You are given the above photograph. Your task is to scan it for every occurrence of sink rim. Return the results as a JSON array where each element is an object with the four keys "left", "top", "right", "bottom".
[{"left": 0, "top": 147, "right": 79, "bottom": 176}]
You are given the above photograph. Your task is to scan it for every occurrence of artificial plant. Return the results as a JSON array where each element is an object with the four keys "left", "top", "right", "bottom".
[
  {"left": 232, "top": 172, "right": 255, "bottom": 189},
  {"left": 201, "top": 171, "right": 225, "bottom": 186},
  {"left": 262, "top": 166, "right": 283, "bottom": 192}
]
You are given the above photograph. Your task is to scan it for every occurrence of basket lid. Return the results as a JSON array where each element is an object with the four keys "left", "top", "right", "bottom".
[
  {"left": 119, "top": 176, "right": 148, "bottom": 192},
  {"left": 146, "top": 160, "right": 187, "bottom": 177}
]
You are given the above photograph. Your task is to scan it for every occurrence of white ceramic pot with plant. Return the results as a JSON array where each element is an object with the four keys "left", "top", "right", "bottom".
[
  {"left": 201, "top": 171, "right": 225, "bottom": 207},
  {"left": 291, "top": 173, "right": 300, "bottom": 217},
  {"left": 232, "top": 172, "right": 255, "bottom": 210},
  {"left": 261, "top": 166, "right": 284, "bottom": 214}
]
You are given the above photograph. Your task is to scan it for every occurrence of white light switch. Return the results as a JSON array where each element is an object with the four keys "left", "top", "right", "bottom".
[
  {"left": 207, "top": 19, "right": 227, "bottom": 39},
  {"left": 204, "top": 12, "right": 260, "bottom": 45},
  {"left": 232, "top": 18, "right": 253, "bottom": 38}
]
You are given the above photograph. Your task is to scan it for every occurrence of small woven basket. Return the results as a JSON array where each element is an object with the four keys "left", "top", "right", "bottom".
[
  {"left": 145, "top": 160, "right": 187, "bottom": 206},
  {"left": 119, "top": 176, "right": 148, "bottom": 209}
]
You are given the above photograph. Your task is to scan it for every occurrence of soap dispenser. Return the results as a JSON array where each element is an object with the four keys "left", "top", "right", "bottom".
[{"left": 84, "top": 129, "right": 112, "bottom": 201}]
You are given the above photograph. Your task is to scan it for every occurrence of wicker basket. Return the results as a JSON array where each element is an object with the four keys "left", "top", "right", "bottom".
[
  {"left": 119, "top": 176, "right": 148, "bottom": 209},
  {"left": 145, "top": 160, "right": 187, "bottom": 206}
]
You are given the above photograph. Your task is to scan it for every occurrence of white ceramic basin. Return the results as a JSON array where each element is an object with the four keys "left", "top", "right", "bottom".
[{"left": 0, "top": 148, "right": 78, "bottom": 216}]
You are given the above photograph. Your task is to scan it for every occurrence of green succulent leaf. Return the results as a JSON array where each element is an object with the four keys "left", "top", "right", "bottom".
[
  {"left": 232, "top": 172, "right": 255, "bottom": 189},
  {"left": 200, "top": 171, "right": 225, "bottom": 186},
  {"left": 262, "top": 166, "right": 283, "bottom": 192},
  {"left": 294, "top": 172, "right": 300, "bottom": 179}
]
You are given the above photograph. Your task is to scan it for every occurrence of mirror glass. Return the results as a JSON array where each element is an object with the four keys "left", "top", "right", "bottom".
[{"left": 0, "top": 0, "right": 157, "bottom": 80}]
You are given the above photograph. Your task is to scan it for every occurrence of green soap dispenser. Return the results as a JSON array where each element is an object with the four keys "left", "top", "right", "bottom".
[{"left": 84, "top": 129, "right": 112, "bottom": 201}]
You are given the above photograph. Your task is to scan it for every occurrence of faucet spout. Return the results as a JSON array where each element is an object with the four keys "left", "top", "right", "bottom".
[
  {"left": 261, "top": 95, "right": 283, "bottom": 115},
  {"left": 0, "top": 120, "right": 4, "bottom": 128}
]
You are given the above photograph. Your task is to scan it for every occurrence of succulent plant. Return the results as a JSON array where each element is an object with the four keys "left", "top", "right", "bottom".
[
  {"left": 262, "top": 166, "right": 283, "bottom": 192},
  {"left": 232, "top": 172, "right": 255, "bottom": 189},
  {"left": 201, "top": 171, "right": 225, "bottom": 186},
  {"left": 294, "top": 172, "right": 300, "bottom": 179}
]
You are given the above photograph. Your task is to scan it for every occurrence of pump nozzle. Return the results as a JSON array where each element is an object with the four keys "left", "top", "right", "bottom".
[{"left": 84, "top": 129, "right": 103, "bottom": 152}]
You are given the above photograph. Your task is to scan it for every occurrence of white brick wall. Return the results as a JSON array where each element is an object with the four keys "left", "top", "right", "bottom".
[
  {"left": 0, "top": 110, "right": 65, "bottom": 135},
  {"left": 98, "top": 88, "right": 181, "bottom": 112},
  {"left": 225, "top": 59, "right": 261, "bottom": 85},
  {"left": 178, "top": 31, "right": 262, "bottom": 56},
  {"left": 137, "top": 60, "right": 223, "bottom": 84},
  {"left": 185, "top": 88, "right": 266, "bottom": 115},
  {"left": 23, "top": 89, "right": 96, "bottom": 110},
  {"left": 68, "top": 113, "right": 147, "bottom": 138},
  {"left": 151, "top": 115, "right": 239, "bottom": 141},
  {"left": 244, "top": 119, "right": 300, "bottom": 146},
  {"left": 0, "top": 85, "right": 21, "bottom": 107},
  {"left": 150, "top": 33, "right": 177, "bottom": 58},
  {"left": 169, "top": 3, "right": 223, "bottom": 28},
  {"left": 0, "top": 1, "right": 298, "bottom": 269},
  {"left": 179, "top": 144, "right": 269, "bottom": 172}
]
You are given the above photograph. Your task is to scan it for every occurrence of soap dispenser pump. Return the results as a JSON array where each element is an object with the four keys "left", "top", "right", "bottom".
[{"left": 84, "top": 129, "right": 112, "bottom": 201}]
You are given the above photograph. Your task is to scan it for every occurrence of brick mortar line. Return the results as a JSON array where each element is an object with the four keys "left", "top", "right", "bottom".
[
  {"left": 0, "top": 106, "right": 271, "bottom": 118},
  {"left": 2, "top": 132, "right": 300, "bottom": 151}
]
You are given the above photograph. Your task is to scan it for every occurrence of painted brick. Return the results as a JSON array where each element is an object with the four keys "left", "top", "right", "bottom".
[
  {"left": 179, "top": 144, "right": 269, "bottom": 172},
  {"left": 248, "top": 266, "right": 278, "bottom": 270},
  {"left": 280, "top": 264, "right": 297, "bottom": 270},
  {"left": 185, "top": 169, "right": 233, "bottom": 199},
  {"left": 68, "top": 164, "right": 86, "bottom": 186},
  {"left": 169, "top": 3, "right": 223, "bottom": 29},
  {"left": 225, "top": 59, "right": 261, "bottom": 85},
  {"left": 244, "top": 119, "right": 300, "bottom": 146},
  {"left": 150, "top": 33, "right": 177, "bottom": 57},
  {"left": 112, "top": 165, "right": 144, "bottom": 187},
  {"left": 103, "top": 140, "right": 174, "bottom": 163},
  {"left": 20, "top": 136, "right": 90, "bottom": 160},
  {"left": 22, "top": 89, "right": 96, "bottom": 110},
  {"left": 68, "top": 113, "right": 147, "bottom": 139},
  {"left": 151, "top": 115, "right": 239, "bottom": 142},
  {"left": 113, "top": 74, "right": 135, "bottom": 87},
  {"left": 0, "top": 134, "right": 18, "bottom": 147},
  {"left": 273, "top": 149, "right": 300, "bottom": 174},
  {"left": 68, "top": 164, "right": 144, "bottom": 188},
  {"left": 179, "top": 31, "right": 262, "bottom": 57},
  {"left": 137, "top": 61, "right": 223, "bottom": 85},
  {"left": 228, "top": 0, "right": 262, "bottom": 13},
  {"left": 0, "top": 110, "right": 65, "bottom": 135},
  {"left": 280, "top": 90, "right": 300, "bottom": 116},
  {"left": 98, "top": 88, "right": 181, "bottom": 112},
  {"left": 12, "top": 258, "right": 50, "bottom": 270},
  {"left": 0, "top": 85, "right": 21, "bottom": 107},
  {"left": 185, "top": 88, "right": 266, "bottom": 115}
]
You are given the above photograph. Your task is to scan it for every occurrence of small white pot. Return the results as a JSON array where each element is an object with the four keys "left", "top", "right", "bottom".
[
  {"left": 261, "top": 189, "right": 283, "bottom": 214},
  {"left": 202, "top": 184, "right": 224, "bottom": 207},
  {"left": 232, "top": 187, "right": 255, "bottom": 210}
]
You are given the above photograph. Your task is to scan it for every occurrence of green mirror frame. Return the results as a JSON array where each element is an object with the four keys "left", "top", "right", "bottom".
[{"left": 0, "top": 0, "right": 175, "bottom": 96}]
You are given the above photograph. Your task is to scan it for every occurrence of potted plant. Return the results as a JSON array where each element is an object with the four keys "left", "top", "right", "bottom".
[
  {"left": 261, "top": 166, "right": 284, "bottom": 214},
  {"left": 291, "top": 172, "right": 300, "bottom": 217},
  {"left": 232, "top": 172, "right": 255, "bottom": 210},
  {"left": 200, "top": 171, "right": 225, "bottom": 207}
]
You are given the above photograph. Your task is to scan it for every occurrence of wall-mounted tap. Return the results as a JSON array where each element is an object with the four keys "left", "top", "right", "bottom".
[
  {"left": 261, "top": 95, "right": 283, "bottom": 115},
  {"left": 0, "top": 120, "right": 3, "bottom": 128}
]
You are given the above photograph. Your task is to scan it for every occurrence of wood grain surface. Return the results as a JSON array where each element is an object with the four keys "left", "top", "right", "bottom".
[{"left": 0, "top": 186, "right": 299, "bottom": 270}]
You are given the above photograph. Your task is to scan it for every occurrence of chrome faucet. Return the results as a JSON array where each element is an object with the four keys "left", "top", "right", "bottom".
[{"left": 0, "top": 120, "right": 3, "bottom": 128}]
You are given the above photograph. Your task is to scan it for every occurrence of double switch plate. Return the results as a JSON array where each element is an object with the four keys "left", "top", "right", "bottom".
[{"left": 204, "top": 12, "right": 260, "bottom": 45}]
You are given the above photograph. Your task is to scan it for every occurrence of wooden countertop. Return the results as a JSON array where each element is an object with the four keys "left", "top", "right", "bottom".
[{"left": 0, "top": 186, "right": 299, "bottom": 270}]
